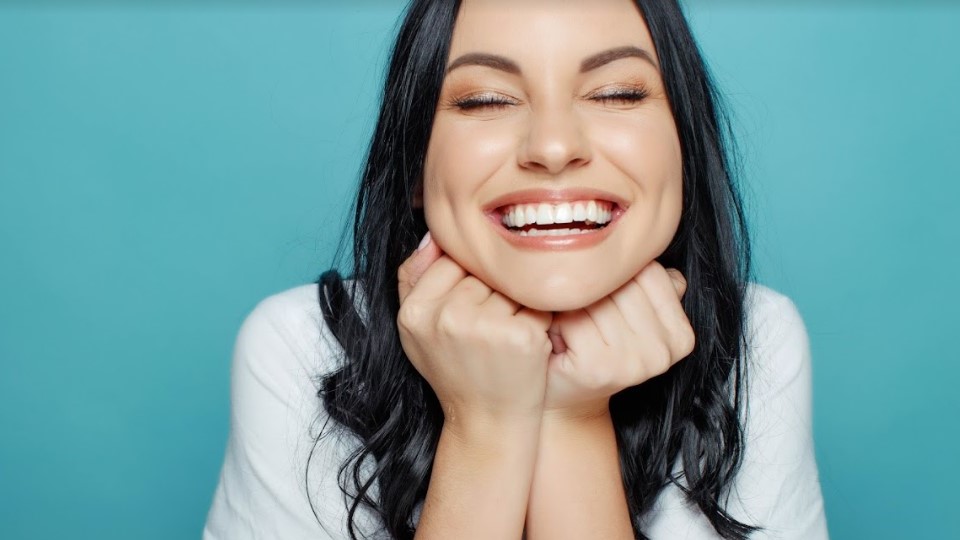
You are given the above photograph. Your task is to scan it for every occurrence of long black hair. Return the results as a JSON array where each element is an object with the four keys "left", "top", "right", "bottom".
[{"left": 310, "top": 1, "right": 757, "bottom": 538}]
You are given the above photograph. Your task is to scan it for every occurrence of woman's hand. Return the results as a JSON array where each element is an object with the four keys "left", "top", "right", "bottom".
[
  {"left": 543, "top": 260, "right": 695, "bottom": 419},
  {"left": 397, "top": 232, "right": 554, "bottom": 434},
  {"left": 400, "top": 232, "right": 553, "bottom": 539}
]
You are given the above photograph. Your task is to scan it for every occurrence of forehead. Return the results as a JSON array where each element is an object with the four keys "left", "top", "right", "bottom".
[{"left": 448, "top": 0, "right": 657, "bottom": 66}]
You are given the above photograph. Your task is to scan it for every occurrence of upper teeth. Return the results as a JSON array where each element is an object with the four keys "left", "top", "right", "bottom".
[{"left": 500, "top": 200, "right": 614, "bottom": 228}]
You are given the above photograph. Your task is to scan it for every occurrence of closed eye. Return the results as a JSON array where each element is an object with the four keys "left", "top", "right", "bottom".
[
  {"left": 453, "top": 93, "right": 516, "bottom": 111},
  {"left": 591, "top": 87, "right": 650, "bottom": 105},
  {"left": 452, "top": 86, "right": 650, "bottom": 111}
]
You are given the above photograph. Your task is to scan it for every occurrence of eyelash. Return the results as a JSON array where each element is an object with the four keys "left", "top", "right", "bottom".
[
  {"left": 453, "top": 94, "right": 514, "bottom": 110},
  {"left": 452, "top": 87, "right": 650, "bottom": 111}
]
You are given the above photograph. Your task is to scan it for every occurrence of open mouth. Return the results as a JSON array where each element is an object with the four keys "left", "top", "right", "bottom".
[{"left": 496, "top": 200, "right": 619, "bottom": 237}]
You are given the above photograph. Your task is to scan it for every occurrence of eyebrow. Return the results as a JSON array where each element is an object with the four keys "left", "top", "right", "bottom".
[{"left": 444, "top": 45, "right": 659, "bottom": 76}]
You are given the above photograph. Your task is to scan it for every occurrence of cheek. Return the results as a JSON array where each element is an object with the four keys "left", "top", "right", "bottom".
[
  {"left": 601, "top": 112, "right": 683, "bottom": 191},
  {"left": 598, "top": 113, "right": 684, "bottom": 258},
  {"left": 423, "top": 119, "right": 515, "bottom": 202},
  {"left": 421, "top": 119, "right": 516, "bottom": 258}
]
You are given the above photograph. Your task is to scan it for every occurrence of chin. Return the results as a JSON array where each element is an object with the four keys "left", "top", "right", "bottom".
[{"left": 498, "top": 281, "right": 611, "bottom": 313}]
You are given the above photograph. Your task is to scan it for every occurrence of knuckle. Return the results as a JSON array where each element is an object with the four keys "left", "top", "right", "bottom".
[
  {"left": 435, "top": 305, "right": 462, "bottom": 337},
  {"left": 651, "top": 342, "right": 673, "bottom": 375},
  {"left": 503, "top": 323, "right": 539, "bottom": 354},
  {"left": 397, "top": 301, "right": 427, "bottom": 332},
  {"left": 627, "top": 361, "right": 648, "bottom": 385}
]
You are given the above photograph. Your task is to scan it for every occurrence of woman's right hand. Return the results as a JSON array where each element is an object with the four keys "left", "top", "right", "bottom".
[{"left": 397, "top": 231, "right": 554, "bottom": 432}]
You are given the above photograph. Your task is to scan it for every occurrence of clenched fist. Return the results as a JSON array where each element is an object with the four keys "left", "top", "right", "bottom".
[
  {"left": 397, "top": 231, "right": 694, "bottom": 427},
  {"left": 543, "top": 260, "right": 694, "bottom": 419},
  {"left": 397, "top": 232, "right": 554, "bottom": 433}
]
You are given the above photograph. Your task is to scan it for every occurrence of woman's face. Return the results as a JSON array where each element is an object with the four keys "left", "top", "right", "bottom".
[{"left": 421, "top": 0, "right": 683, "bottom": 312}]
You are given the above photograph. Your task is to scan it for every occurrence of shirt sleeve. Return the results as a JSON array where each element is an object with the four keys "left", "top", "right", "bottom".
[
  {"left": 727, "top": 287, "right": 830, "bottom": 539},
  {"left": 202, "top": 285, "right": 371, "bottom": 540}
]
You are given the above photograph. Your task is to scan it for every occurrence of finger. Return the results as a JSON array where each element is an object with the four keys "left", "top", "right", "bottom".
[
  {"left": 634, "top": 263, "right": 695, "bottom": 357},
  {"left": 515, "top": 305, "right": 553, "bottom": 333},
  {"left": 634, "top": 262, "right": 688, "bottom": 323},
  {"left": 665, "top": 267, "right": 687, "bottom": 299},
  {"left": 608, "top": 276, "right": 664, "bottom": 339},
  {"left": 547, "top": 319, "right": 567, "bottom": 354},
  {"left": 480, "top": 289, "right": 520, "bottom": 317},
  {"left": 582, "top": 295, "right": 635, "bottom": 348},
  {"left": 450, "top": 275, "right": 494, "bottom": 306},
  {"left": 549, "top": 308, "right": 605, "bottom": 367},
  {"left": 401, "top": 254, "right": 469, "bottom": 305},
  {"left": 480, "top": 290, "right": 552, "bottom": 332},
  {"left": 397, "top": 231, "right": 444, "bottom": 303}
]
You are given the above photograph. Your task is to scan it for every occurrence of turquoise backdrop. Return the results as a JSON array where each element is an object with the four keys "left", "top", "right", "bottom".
[{"left": 1, "top": 2, "right": 957, "bottom": 539}]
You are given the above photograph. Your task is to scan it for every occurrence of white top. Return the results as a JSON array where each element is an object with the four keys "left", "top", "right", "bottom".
[{"left": 202, "top": 281, "right": 829, "bottom": 539}]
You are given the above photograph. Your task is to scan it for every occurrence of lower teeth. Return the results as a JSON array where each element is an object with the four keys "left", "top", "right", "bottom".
[{"left": 516, "top": 228, "right": 597, "bottom": 237}]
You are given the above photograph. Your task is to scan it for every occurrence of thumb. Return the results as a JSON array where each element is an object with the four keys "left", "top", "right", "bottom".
[
  {"left": 398, "top": 231, "right": 442, "bottom": 304},
  {"left": 548, "top": 314, "right": 567, "bottom": 355}
]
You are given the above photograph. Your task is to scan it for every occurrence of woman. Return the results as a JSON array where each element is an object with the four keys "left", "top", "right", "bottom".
[{"left": 204, "top": 0, "right": 828, "bottom": 538}]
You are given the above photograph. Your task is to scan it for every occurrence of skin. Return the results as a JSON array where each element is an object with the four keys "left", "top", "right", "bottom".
[
  {"left": 395, "top": 0, "right": 695, "bottom": 538},
  {"left": 421, "top": 0, "right": 683, "bottom": 312}
]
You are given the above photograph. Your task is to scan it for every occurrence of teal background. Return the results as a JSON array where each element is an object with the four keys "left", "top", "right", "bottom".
[{"left": 1, "top": 1, "right": 957, "bottom": 539}]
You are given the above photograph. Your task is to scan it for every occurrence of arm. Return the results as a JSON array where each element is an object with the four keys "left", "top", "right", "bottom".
[
  {"left": 397, "top": 234, "right": 555, "bottom": 540},
  {"left": 524, "top": 411, "right": 634, "bottom": 540},
  {"left": 726, "top": 291, "right": 829, "bottom": 539},
  {"left": 203, "top": 287, "right": 355, "bottom": 540},
  {"left": 523, "top": 262, "right": 692, "bottom": 539},
  {"left": 415, "top": 417, "right": 542, "bottom": 540}
]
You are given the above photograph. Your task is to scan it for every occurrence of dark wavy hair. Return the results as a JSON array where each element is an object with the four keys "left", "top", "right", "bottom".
[{"left": 309, "top": 0, "right": 756, "bottom": 538}]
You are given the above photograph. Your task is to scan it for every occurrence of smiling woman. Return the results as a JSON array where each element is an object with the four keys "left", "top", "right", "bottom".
[
  {"left": 423, "top": 2, "right": 682, "bottom": 312},
  {"left": 203, "top": 1, "right": 829, "bottom": 539}
]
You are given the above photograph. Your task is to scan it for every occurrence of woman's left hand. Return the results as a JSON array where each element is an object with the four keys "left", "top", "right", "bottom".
[{"left": 543, "top": 260, "right": 695, "bottom": 419}]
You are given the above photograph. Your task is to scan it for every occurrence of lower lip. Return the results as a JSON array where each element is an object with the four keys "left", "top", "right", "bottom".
[{"left": 485, "top": 207, "right": 625, "bottom": 250}]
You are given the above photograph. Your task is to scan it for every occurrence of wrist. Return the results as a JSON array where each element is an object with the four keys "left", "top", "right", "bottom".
[
  {"left": 442, "top": 410, "right": 543, "bottom": 449},
  {"left": 542, "top": 398, "right": 611, "bottom": 426}
]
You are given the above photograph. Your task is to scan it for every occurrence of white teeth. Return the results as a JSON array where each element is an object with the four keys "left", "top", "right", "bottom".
[
  {"left": 519, "top": 228, "right": 593, "bottom": 237},
  {"left": 514, "top": 206, "right": 526, "bottom": 227},
  {"left": 499, "top": 199, "right": 615, "bottom": 228},
  {"left": 553, "top": 203, "right": 573, "bottom": 224},
  {"left": 572, "top": 202, "right": 587, "bottom": 222},
  {"left": 536, "top": 203, "right": 554, "bottom": 225},
  {"left": 586, "top": 200, "right": 598, "bottom": 223},
  {"left": 524, "top": 205, "right": 537, "bottom": 226}
]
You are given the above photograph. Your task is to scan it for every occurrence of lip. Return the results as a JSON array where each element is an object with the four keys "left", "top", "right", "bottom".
[{"left": 484, "top": 203, "right": 625, "bottom": 251}]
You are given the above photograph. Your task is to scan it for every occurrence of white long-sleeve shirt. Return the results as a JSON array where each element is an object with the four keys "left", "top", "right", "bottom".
[{"left": 203, "top": 281, "right": 829, "bottom": 539}]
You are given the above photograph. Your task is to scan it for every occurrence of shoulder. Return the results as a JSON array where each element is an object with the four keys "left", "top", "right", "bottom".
[
  {"left": 741, "top": 282, "right": 813, "bottom": 403},
  {"left": 234, "top": 278, "right": 365, "bottom": 381},
  {"left": 631, "top": 283, "right": 828, "bottom": 538},
  {"left": 237, "top": 283, "right": 323, "bottom": 353},
  {"left": 204, "top": 279, "right": 376, "bottom": 540},
  {"left": 743, "top": 282, "right": 808, "bottom": 348},
  {"left": 728, "top": 283, "right": 829, "bottom": 538}
]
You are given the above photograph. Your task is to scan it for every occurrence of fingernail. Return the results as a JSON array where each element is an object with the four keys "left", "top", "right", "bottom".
[{"left": 416, "top": 231, "right": 432, "bottom": 251}]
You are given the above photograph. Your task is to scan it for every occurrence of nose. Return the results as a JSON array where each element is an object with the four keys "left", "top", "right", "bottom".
[{"left": 517, "top": 103, "right": 592, "bottom": 175}]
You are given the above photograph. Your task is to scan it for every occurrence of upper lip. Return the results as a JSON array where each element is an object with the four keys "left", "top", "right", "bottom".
[{"left": 483, "top": 187, "right": 630, "bottom": 214}]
